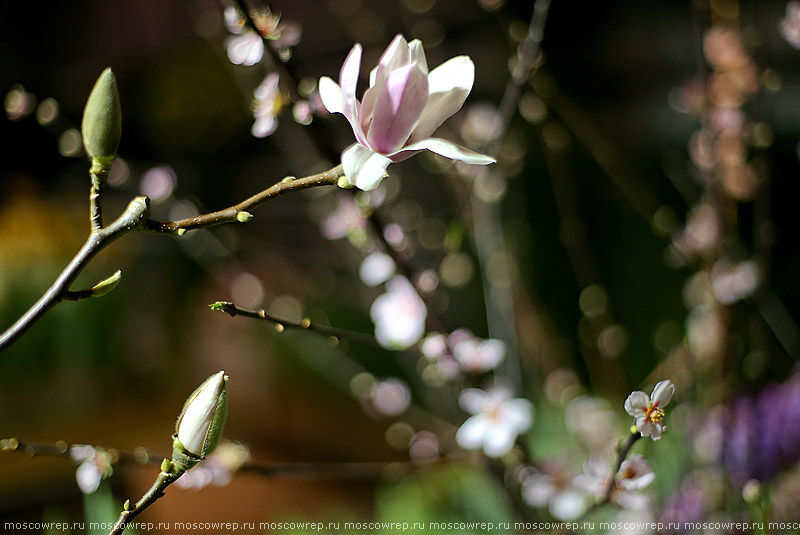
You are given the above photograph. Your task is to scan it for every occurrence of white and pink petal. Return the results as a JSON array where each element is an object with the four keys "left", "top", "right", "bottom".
[{"left": 341, "top": 143, "right": 392, "bottom": 191}]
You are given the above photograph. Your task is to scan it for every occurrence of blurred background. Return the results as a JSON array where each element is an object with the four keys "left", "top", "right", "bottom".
[{"left": 2, "top": 0, "right": 800, "bottom": 532}]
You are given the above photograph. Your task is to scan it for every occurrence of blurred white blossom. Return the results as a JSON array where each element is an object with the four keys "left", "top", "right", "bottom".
[
  {"left": 370, "top": 276, "right": 427, "bottom": 349},
  {"left": 780, "top": 1, "right": 800, "bottom": 49},
  {"left": 174, "top": 441, "right": 250, "bottom": 490},
  {"left": 455, "top": 387, "right": 533, "bottom": 458},
  {"left": 359, "top": 252, "right": 396, "bottom": 287},
  {"left": 574, "top": 454, "right": 654, "bottom": 511},
  {"left": 452, "top": 336, "right": 505, "bottom": 373},
  {"left": 251, "top": 73, "right": 284, "bottom": 137},
  {"left": 69, "top": 445, "right": 113, "bottom": 494},
  {"left": 521, "top": 465, "right": 589, "bottom": 521}
]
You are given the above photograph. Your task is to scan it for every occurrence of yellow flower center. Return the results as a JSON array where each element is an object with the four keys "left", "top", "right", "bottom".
[{"left": 647, "top": 406, "right": 665, "bottom": 423}]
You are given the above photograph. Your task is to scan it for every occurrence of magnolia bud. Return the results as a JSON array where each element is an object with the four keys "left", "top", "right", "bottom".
[
  {"left": 172, "top": 371, "right": 228, "bottom": 472},
  {"left": 81, "top": 68, "right": 122, "bottom": 162}
]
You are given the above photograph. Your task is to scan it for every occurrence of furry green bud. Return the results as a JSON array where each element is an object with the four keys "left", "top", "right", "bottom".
[{"left": 81, "top": 68, "right": 122, "bottom": 162}]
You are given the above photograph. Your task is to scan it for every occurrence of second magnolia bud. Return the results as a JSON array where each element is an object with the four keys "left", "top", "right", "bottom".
[{"left": 172, "top": 371, "right": 228, "bottom": 472}]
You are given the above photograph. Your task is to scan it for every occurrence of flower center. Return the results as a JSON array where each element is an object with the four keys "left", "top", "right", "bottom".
[{"left": 646, "top": 406, "right": 665, "bottom": 423}]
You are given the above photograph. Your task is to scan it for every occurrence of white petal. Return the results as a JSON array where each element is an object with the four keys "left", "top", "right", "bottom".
[
  {"left": 649, "top": 423, "right": 665, "bottom": 440},
  {"left": 341, "top": 143, "right": 392, "bottom": 191},
  {"left": 549, "top": 490, "right": 589, "bottom": 521},
  {"left": 410, "top": 56, "right": 474, "bottom": 142},
  {"left": 482, "top": 425, "right": 516, "bottom": 457},
  {"left": 458, "top": 388, "right": 489, "bottom": 414},
  {"left": 76, "top": 461, "right": 102, "bottom": 494},
  {"left": 251, "top": 116, "right": 277, "bottom": 138},
  {"left": 521, "top": 474, "right": 556, "bottom": 507},
  {"left": 637, "top": 419, "right": 655, "bottom": 438},
  {"left": 359, "top": 252, "right": 395, "bottom": 287},
  {"left": 225, "top": 34, "right": 264, "bottom": 66},
  {"left": 651, "top": 380, "right": 675, "bottom": 408},
  {"left": 456, "top": 415, "right": 488, "bottom": 450},
  {"left": 501, "top": 398, "right": 534, "bottom": 432},
  {"left": 318, "top": 76, "right": 345, "bottom": 114},
  {"left": 391, "top": 137, "right": 495, "bottom": 164},
  {"left": 624, "top": 391, "right": 649, "bottom": 417},
  {"left": 408, "top": 39, "right": 428, "bottom": 75}
]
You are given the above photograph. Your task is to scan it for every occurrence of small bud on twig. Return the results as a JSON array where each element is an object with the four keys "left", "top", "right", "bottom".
[
  {"left": 90, "top": 270, "right": 122, "bottom": 297},
  {"left": 236, "top": 211, "right": 254, "bottom": 223},
  {"left": 81, "top": 68, "right": 122, "bottom": 163}
]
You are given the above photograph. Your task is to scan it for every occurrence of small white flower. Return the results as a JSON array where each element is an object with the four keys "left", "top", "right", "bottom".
[
  {"left": 573, "top": 454, "right": 654, "bottom": 511},
  {"left": 225, "top": 32, "right": 265, "bottom": 66},
  {"left": 69, "top": 445, "right": 113, "bottom": 494},
  {"left": 174, "top": 441, "right": 250, "bottom": 490},
  {"left": 624, "top": 380, "right": 674, "bottom": 440},
  {"left": 251, "top": 73, "right": 284, "bottom": 137},
  {"left": 455, "top": 387, "right": 533, "bottom": 458},
  {"left": 452, "top": 336, "right": 505, "bottom": 373},
  {"left": 521, "top": 467, "right": 589, "bottom": 521},
  {"left": 369, "top": 378, "right": 412, "bottom": 417},
  {"left": 359, "top": 252, "right": 396, "bottom": 287},
  {"left": 370, "top": 276, "right": 427, "bottom": 349}
]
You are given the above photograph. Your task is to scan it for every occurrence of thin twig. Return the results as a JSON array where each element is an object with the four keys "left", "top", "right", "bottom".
[
  {"left": 578, "top": 431, "right": 642, "bottom": 520},
  {"left": 210, "top": 300, "right": 383, "bottom": 349},
  {"left": 108, "top": 467, "right": 180, "bottom": 535},
  {"left": 143, "top": 165, "right": 344, "bottom": 235},
  {"left": 1, "top": 436, "right": 474, "bottom": 481}
]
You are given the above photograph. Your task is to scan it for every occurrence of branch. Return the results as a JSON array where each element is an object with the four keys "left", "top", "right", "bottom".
[
  {"left": 2, "top": 436, "right": 473, "bottom": 481},
  {"left": 578, "top": 430, "right": 642, "bottom": 520},
  {"left": 108, "top": 463, "right": 180, "bottom": 535},
  {"left": 0, "top": 196, "right": 150, "bottom": 352},
  {"left": 0, "top": 166, "right": 344, "bottom": 353},
  {"left": 210, "top": 300, "right": 383, "bottom": 349},
  {"left": 143, "top": 165, "right": 344, "bottom": 235}
]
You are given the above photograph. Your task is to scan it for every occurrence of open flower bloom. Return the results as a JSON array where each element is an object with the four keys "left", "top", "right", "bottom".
[
  {"left": 319, "top": 35, "right": 495, "bottom": 190},
  {"left": 624, "top": 380, "right": 675, "bottom": 440},
  {"left": 455, "top": 387, "right": 533, "bottom": 458}
]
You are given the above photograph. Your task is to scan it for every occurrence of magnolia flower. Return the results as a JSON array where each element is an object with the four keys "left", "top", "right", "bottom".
[
  {"left": 624, "top": 380, "right": 674, "bottom": 440},
  {"left": 173, "top": 371, "right": 229, "bottom": 471},
  {"left": 319, "top": 34, "right": 495, "bottom": 190},
  {"left": 370, "top": 276, "right": 427, "bottom": 349},
  {"left": 455, "top": 387, "right": 533, "bottom": 458}
]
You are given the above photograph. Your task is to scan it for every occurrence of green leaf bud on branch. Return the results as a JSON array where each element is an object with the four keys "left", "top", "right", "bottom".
[{"left": 81, "top": 68, "right": 122, "bottom": 164}]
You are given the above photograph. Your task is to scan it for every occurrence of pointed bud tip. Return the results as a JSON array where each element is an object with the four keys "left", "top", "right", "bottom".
[{"left": 82, "top": 67, "right": 122, "bottom": 161}]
